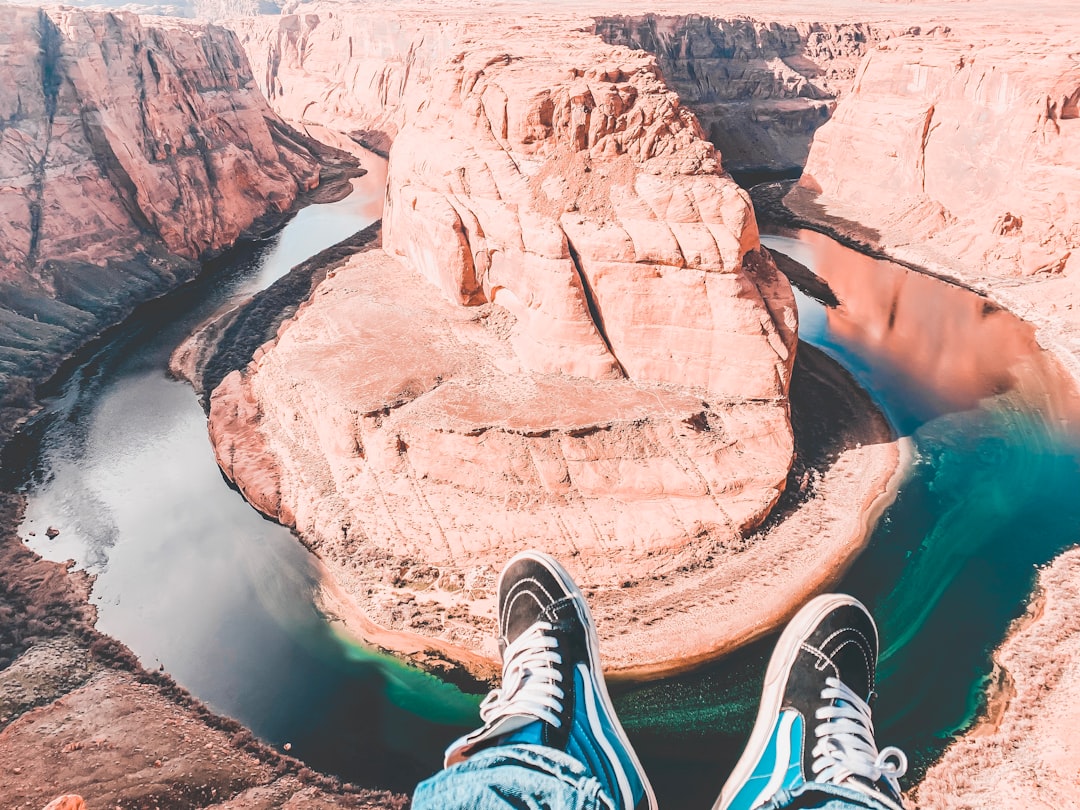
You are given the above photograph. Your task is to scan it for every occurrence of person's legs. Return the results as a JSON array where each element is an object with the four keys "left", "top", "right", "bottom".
[
  {"left": 412, "top": 550, "right": 657, "bottom": 810},
  {"left": 413, "top": 744, "right": 616, "bottom": 810},
  {"left": 715, "top": 594, "right": 908, "bottom": 810}
]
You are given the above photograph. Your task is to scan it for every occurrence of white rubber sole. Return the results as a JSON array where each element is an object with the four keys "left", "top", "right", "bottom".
[
  {"left": 713, "top": 593, "right": 876, "bottom": 810},
  {"left": 502, "top": 550, "right": 659, "bottom": 810}
]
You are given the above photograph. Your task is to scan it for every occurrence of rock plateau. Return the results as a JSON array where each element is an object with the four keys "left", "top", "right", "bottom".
[{"left": 208, "top": 3, "right": 908, "bottom": 682}]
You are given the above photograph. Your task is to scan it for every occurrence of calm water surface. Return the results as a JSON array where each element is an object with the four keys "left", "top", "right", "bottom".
[
  {"left": 12, "top": 185, "right": 1080, "bottom": 805},
  {"left": 14, "top": 156, "right": 481, "bottom": 791},
  {"left": 618, "top": 230, "right": 1080, "bottom": 807}
]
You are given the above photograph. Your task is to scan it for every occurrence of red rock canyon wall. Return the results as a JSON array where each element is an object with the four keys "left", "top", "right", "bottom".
[
  {"left": 0, "top": 7, "right": 340, "bottom": 410},
  {"left": 592, "top": 15, "right": 881, "bottom": 172},
  {"left": 785, "top": 16, "right": 1080, "bottom": 807},
  {"left": 790, "top": 31, "right": 1080, "bottom": 281}
]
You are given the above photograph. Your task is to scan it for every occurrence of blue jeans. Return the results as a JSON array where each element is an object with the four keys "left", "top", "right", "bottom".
[{"left": 412, "top": 743, "right": 898, "bottom": 810}]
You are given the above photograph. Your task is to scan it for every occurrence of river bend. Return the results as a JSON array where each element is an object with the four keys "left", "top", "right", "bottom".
[{"left": 10, "top": 169, "right": 1080, "bottom": 806}]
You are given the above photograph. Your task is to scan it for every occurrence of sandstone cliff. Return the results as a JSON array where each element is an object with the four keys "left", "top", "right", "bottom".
[
  {"left": 205, "top": 5, "right": 916, "bottom": 681},
  {"left": 0, "top": 7, "right": 348, "bottom": 424},
  {"left": 782, "top": 15, "right": 1080, "bottom": 807},
  {"left": 790, "top": 30, "right": 1080, "bottom": 283},
  {"left": 592, "top": 15, "right": 880, "bottom": 172},
  {"left": 914, "top": 549, "right": 1080, "bottom": 810},
  {"left": 232, "top": 9, "right": 883, "bottom": 174}
]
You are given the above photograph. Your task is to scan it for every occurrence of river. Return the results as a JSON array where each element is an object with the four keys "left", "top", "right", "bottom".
[{"left": 9, "top": 168, "right": 1080, "bottom": 807}]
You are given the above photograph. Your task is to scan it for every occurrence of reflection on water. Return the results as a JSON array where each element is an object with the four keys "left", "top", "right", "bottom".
[
  {"left": 762, "top": 230, "right": 1080, "bottom": 434},
  {"left": 617, "top": 230, "right": 1080, "bottom": 807},
  {"left": 12, "top": 174, "right": 1080, "bottom": 806},
  {"left": 15, "top": 155, "right": 480, "bottom": 794}
]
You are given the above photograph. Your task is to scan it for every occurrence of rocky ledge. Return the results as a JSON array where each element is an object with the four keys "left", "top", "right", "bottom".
[
  {"left": 778, "top": 8, "right": 1080, "bottom": 807},
  {"left": 915, "top": 549, "right": 1080, "bottom": 809}
]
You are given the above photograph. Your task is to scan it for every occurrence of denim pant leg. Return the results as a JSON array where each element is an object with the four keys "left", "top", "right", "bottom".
[
  {"left": 412, "top": 744, "right": 616, "bottom": 810},
  {"left": 763, "top": 781, "right": 904, "bottom": 810}
]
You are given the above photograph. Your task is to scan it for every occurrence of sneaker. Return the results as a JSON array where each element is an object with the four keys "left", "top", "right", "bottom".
[
  {"left": 715, "top": 594, "right": 908, "bottom": 810},
  {"left": 444, "top": 550, "right": 658, "bottom": 810}
]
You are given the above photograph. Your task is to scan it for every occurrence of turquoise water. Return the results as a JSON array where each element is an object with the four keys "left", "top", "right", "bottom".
[
  {"left": 615, "top": 230, "right": 1080, "bottom": 806},
  {"left": 10, "top": 179, "right": 1080, "bottom": 806}
]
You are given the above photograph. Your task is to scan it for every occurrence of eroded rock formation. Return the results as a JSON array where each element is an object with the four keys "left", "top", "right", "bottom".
[
  {"left": 233, "top": 9, "right": 884, "bottom": 174},
  {"left": 592, "top": 15, "right": 880, "bottom": 172},
  {"left": 790, "top": 30, "right": 1080, "bottom": 282},
  {"left": 205, "top": 6, "right": 915, "bottom": 681},
  {"left": 914, "top": 549, "right": 1080, "bottom": 810},
  {"left": 781, "top": 13, "right": 1080, "bottom": 806},
  {"left": 0, "top": 7, "right": 349, "bottom": 420}
]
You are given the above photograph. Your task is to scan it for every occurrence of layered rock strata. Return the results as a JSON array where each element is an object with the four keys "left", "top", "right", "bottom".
[
  {"left": 0, "top": 7, "right": 349, "bottom": 418},
  {"left": 207, "top": 8, "right": 909, "bottom": 679},
  {"left": 592, "top": 15, "right": 880, "bottom": 172},
  {"left": 790, "top": 29, "right": 1080, "bottom": 290},
  {"left": 783, "top": 15, "right": 1080, "bottom": 806},
  {"left": 233, "top": 8, "right": 882, "bottom": 173}
]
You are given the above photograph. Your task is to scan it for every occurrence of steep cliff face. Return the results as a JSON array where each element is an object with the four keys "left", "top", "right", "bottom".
[
  {"left": 382, "top": 44, "right": 790, "bottom": 394},
  {"left": 914, "top": 549, "right": 1080, "bottom": 810},
  {"left": 230, "top": 11, "right": 457, "bottom": 153},
  {"left": 234, "top": 11, "right": 881, "bottom": 173},
  {"left": 210, "top": 6, "right": 817, "bottom": 676},
  {"left": 790, "top": 31, "right": 1080, "bottom": 281},
  {"left": 592, "top": 15, "right": 880, "bottom": 172},
  {"left": 782, "top": 18, "right": 1080, "bottom": 807},
  {"left": 0, "top": 7, "right": 343, "bottom": 408}
]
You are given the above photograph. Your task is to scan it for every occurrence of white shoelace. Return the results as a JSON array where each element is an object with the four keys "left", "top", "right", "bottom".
[
  {"left": 811, "top": 677, "right": 908, "bottom": 793},
  {"left": 479, "top": 621, "right": 565, "bottom": 728}
]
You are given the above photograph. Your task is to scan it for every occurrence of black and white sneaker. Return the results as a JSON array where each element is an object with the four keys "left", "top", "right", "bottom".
[
  {"left": 444, "top": 550, "right": 658, "bottom": 810},
  {"left": 715, "top": 594, "right": 908, "bottom": 810}
]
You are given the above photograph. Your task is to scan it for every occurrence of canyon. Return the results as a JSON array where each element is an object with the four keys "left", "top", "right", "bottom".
[
  {"left": 207, "top": 4, "right": 918, "bottom": 684},
  {"left": 2, "top": 1, "right": 1080, "bottom": 808},
  {"left": 591, "top": 15, "right": 880, "bottom": 173},
  {"left": 777, "top": 11, "right": 1080, "bottom": 807},
  {"left": 209, "top": 3, "right": 1080, "bottom": 806},
  {"left": 0, "top": 7, "right": 389, "bottom": 808},
  {"left": 0, "top": 5, "right": 354, "bottom": 441}
]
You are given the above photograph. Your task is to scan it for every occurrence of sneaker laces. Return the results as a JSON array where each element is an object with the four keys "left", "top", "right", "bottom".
[
  {"left": 811, "top": 677, "right": 908, "bottom": 795},
  {"left": 480, "top": 621, "right": 565, "bottom": 729}
]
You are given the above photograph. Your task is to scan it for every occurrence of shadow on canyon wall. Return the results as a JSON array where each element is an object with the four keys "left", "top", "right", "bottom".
[{"left": 592, "top": 15, "right": 878, "bottom": 173}]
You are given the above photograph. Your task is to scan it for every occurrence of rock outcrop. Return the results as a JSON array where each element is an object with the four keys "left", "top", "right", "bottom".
[
  {"left": 0, "top": 7, "right": 348, "bottom": 419},
  {"left": 233, "top": 9, "right": 882, "bottom": 174},
  {"left": 790, "top": 29, "right": 1080, "bottom": 283},
  {"left": 914, "top": 549, "right": 1080, "bottom": 810},
  {"left": 781, "top": 11, "right": 1080, "bottom": 806},
  {"left": 206, "top": 5, "right": 911, "bottom": 680},
  {"left": 593, "top": 15, "right": 880, "bottom": 172}
]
